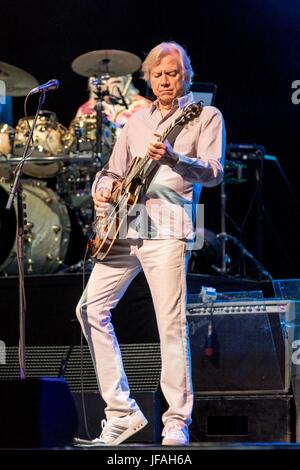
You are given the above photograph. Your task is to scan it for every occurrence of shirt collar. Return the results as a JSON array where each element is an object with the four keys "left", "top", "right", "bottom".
[{"left": 149, "top": 92, "right": 195, "bottom": 114}]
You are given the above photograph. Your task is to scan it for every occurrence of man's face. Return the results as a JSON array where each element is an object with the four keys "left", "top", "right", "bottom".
[{"left": 150, "top": 53, "right": 186, "bottom": 106}]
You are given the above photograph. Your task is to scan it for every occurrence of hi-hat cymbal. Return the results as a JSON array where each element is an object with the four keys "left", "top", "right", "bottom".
[
  {"left": 71, "top": 49, "right": 142, "bottom": 78},
  {"left": 0, "top": 61, "right": 39, "bottom": 96}
]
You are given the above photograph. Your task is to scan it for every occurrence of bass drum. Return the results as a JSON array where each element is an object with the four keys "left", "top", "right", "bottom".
[{"left": 0, "top": 180, "right": 71, "bottom": 274}]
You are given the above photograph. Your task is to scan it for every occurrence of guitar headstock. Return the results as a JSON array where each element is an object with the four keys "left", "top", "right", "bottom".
[
  {"left": 177, "top": 101, "right": 203, "bottom": 126},
  {"left": 158, "top": 101, "right": 204, "bottom": 144}
]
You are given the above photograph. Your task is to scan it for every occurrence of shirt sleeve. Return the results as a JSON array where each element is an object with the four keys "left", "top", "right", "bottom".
[
  {"left": 172, "top": 106, "right": 226, "bottom": 187},
  {"left": 91, "top": 121, "right": 131, "bottom": 195}
]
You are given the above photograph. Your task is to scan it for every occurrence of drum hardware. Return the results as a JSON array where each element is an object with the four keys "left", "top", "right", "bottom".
[
  {"left": 71, "top": 49, "right": 141, "bottom": 166},
  {"left": 189, "top": 156, "right": 258, "bottom": 277},
  {"left": 226, "top": 142, "right": 267, "bottom": 265},
  {"left": 74, "top": 124, "right": 84, "bottom": 152},
  {"left": 0, "top": 154, "right": 97, "bottom": 164},
  {"left": 8, "top": 127, "right": 15, "bottom": 157},
  {"left": 72, "top": 75, "right": 115, "bottom": 168},
  {"left": 52, "top": 224, "right": 62, "bottom": 234},
  {"left": 210, "top": 150, "right": 252, "bottom": 274},
  {"left": 210, "top": 173, "right": 243, "bottom": 275},
  {"left": 204, "top": 144, "right": 272, "bottom": 281},
  {"left": 24, "top": 220, "right": 34, "bottom": 243},
  {"left": 224, "top": 160, "right": 247, "bottom": 184},
  {"left": 91, "top": 76, "right": 128, "bottom": 163},
  {"left": 94, "top": 76, "right": 111, "bottom": 168},
  {"left": 68, "top": 114, "right": 116, "bottom": 167}
]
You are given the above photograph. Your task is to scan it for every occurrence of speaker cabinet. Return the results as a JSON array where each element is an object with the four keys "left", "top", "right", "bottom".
[
  {"left": 0, "top": 378, "right": 77, "bottom": 447},
  {"left": 0, "top": 344, "right": 162, "bottom": 444},
  {"left": 190, "top": 394, "right": 294, "bottom": 442},
  {"left": 187, "top": 310, "right": 290, "bottom": 394}
]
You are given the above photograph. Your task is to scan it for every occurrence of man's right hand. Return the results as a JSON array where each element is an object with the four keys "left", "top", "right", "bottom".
[{"left": 93, "top": 188, "right": 112, "bottom": 218}]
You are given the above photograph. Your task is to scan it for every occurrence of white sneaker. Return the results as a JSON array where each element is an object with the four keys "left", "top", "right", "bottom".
[
  {"left": 162, "top": 422, "right": 189, "bottom": 446},
  {"left": 74, "top": 409, "right": 148, "bottom": 446}
]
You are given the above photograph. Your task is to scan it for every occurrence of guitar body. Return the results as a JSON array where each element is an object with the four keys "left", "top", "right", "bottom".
[{"left": 89, "top": 158, "right": 143, "bottom": 260}]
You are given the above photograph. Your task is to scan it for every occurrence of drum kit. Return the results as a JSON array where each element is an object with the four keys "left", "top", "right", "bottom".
[{"left": 0, "top": 50, "right": 142, "bottom": 275}]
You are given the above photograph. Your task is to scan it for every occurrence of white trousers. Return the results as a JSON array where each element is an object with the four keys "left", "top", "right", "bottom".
[{"left": 76, "top": 238, "right": 193, "bottom": 426}]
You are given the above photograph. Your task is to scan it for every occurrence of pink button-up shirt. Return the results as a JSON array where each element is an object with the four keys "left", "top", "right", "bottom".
[{"left": 93, "top": 92, "right": 226, "bottom": 241}]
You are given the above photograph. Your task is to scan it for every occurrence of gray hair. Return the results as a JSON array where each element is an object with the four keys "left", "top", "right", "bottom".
[{"left": 142, "top": 41, "right": 194, "bottom": 91}]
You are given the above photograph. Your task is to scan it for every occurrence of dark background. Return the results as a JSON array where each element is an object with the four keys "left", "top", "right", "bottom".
[{"left": 1, "top": 0, "right": 300, "bottom": 279}]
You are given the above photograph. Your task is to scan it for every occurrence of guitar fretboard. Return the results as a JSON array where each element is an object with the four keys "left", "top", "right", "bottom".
[{"left": 124, "top": 103, "right": 201, "bottom": 186}]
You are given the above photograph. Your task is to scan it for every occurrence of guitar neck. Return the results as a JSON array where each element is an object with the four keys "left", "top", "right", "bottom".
[{"left": 124, "top": 118, "right": 182, "bottom": 186}]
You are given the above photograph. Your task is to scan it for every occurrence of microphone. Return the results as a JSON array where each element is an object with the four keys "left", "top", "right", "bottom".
[{"left": 29, "top": 79, "right": 60, "bottom": 95}]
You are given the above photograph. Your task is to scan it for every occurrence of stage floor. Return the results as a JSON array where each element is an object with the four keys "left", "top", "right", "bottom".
[{"left": 1, "top": 442, "right": 300, "bottom": 467}]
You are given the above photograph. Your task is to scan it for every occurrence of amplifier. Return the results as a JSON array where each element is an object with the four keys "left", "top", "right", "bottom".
[
  {"left": 187, "top": 299, "right": 300, "bottom": 320},
  {"left": 187, "top": 299, "right": 300, "bottom": 395}
]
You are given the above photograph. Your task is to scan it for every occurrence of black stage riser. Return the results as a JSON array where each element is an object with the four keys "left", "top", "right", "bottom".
[
  {"left": 190, "top": 394, "right": 294, "bottom": 443},
  {"left": 0, "top": 272, "right": 273, "bottom": 346},
  {"left": 1, "top": 341, "right": 299, "bottom": 443}
]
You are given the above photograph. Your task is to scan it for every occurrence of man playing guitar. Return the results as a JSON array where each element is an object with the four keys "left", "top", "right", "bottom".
[{"left": 76, "top": 41, "right": 226, "bottom": 446}]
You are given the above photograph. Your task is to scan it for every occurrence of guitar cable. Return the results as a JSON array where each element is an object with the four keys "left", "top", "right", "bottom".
[{"left": 79, "top": 243, "right": 93, "bottom": 440}]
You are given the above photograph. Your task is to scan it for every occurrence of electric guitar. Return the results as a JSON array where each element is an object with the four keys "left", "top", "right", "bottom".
[{"left": 89, "top": 101, "right": 203, "bottom": 260}]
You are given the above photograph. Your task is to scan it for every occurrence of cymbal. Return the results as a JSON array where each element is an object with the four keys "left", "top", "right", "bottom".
[
  {"left": 71, "top": 49, "right": 142, "bottom": 78},
  {"left": 0, "top": 61, "right": 39, "bottom": 96}
]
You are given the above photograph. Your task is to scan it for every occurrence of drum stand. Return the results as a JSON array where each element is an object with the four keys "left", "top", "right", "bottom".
[
  {"left": 214, "top": 178, "right": 272, "bottom": 280},
  {"left": 215, "top": 180, "right": 229, "bottom": 274},
  {"left": 6, "top": 92, "right": 46, "bottom": 379},
  {"left": 93, "top": 75, "right": 111, "bottom": 169},
  {"left": 93, "top": 76, "right": 128, "bottom": 168},
  {"left": 8, "top": 127, "right": 15, "bottom": 158}
]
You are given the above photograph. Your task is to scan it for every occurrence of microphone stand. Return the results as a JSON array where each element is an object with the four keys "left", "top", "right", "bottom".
[{"left": 5, "top": 92, "right": 46, "bottom": 379}]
